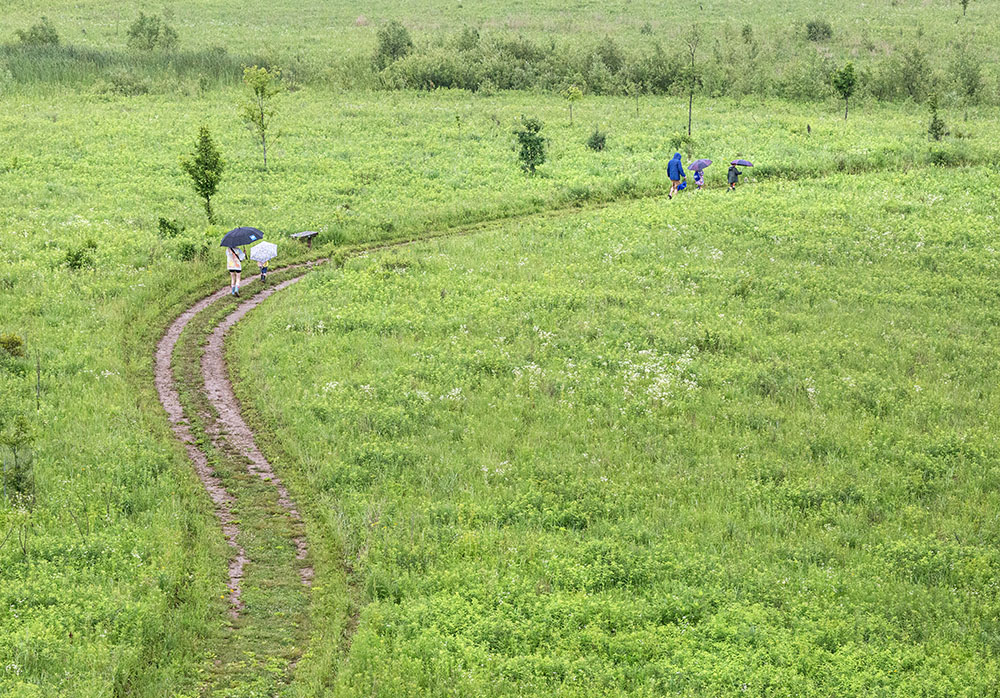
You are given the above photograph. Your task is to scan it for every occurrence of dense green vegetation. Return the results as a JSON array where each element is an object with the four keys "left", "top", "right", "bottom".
[
  {"left": 4, "top": 0, "right": 1000, "bottom": 104},
  {"left": 3, "top": 0, "right": 1000, "bottom": 695}
]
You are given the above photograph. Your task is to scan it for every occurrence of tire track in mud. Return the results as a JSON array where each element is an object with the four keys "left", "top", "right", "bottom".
[
  {"left": 155, "top": 285, "right": 250, "bottom": 617},
  {"left": 155, "top": 262, "right": 326, "bottom": 621},
  {"left": 200, "top": 275, "right": 314, "bottom": 586}
]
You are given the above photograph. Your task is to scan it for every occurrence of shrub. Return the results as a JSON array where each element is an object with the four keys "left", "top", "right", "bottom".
[
  {"left": 127, "top": 12, "right": 178, "bottom": 51},
  {"left": 1, "top": 412, "right": 34, "bottom": 503},
  {"left": 586, "top": 126, "right": 607, "bottom": 151},
  {"left": 158, "top": 217, "right": 184, "bottom": 238},
  {"left": 64, "top": 239, "right": 97, "bottom": 271},
  {"left": 0, "top": 333, "right": 25, "bottom": 358},
  {"left": 927, "top": 95, "right": 948, "bottom": 141},
  {"left": 595, "top": 37, "right": 625, "bottom": 74},
  {"left": 513, "top": 116, "right": 546, "bottom": 175},
  {"left": 454, "top": 26, "right": 480, "bottom": 52},
  {"left": 15, "top": 17, "right": 59, "bottom": 46},
  {"left": 373, "top": 20, "right": 413, "bottom": 71},
  {"left": 382, "top": 50, "right": 479, "bottom": 90},
  {"left": 806, "top": 19, "right": 833, "bottom": 42},
  {"left": 669, "top": 131, "right": 694, "bottom": 153},
  {"left": 176, "top": 241, "right": 199, "bottom": 261},
  {"left": 107, "top": 69, "right": 150, "bottom": 96}
]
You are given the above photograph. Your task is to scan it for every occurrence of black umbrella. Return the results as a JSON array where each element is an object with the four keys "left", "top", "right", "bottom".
[{"left": 220, "top": 227, "right": 264, "bottom": 247}]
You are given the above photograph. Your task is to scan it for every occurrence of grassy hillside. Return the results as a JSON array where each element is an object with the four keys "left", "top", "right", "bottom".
[{"left": 2, "top": 0, "right": 999, "bottom": 695}]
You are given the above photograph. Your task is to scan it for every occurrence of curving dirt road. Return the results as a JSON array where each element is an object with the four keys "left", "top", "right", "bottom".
[
  {"left": 152, "top": 207, "right": 605, "bottom": 689},
  {"left": 199, "top": 275, "right": 313, "bottom": 586}
]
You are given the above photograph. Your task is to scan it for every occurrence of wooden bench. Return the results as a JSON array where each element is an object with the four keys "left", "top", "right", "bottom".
[{"left": 290, "top": 230, "right": 319, "bottom": 249}]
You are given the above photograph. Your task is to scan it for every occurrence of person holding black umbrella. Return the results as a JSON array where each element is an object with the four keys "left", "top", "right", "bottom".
[
  {"left": 219, "top": 227, "right": 265, "bottom": 297},
  {"left": 226, "top": 246, "right": 245, "bottom": 296}
]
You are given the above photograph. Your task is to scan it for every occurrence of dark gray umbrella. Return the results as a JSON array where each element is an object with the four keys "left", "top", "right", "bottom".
[{"left": 220, "top": 227, "right": 264, "bottom": 247}]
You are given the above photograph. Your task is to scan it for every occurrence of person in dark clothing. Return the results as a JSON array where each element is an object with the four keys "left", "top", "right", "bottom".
[
  {"left": 727, "top": 164, "right": 742, "bottom": 191},
  {"left": 667, "top": 152, "right": 685, "bottom": 199}
]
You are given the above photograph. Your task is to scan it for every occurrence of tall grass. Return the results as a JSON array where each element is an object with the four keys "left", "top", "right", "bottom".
[{"left": 0, "top": 44, "right": 274, "bottom": 89}]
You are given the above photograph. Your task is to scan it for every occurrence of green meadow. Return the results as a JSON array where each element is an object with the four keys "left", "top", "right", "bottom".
[
  {"left": 231, "top": 170, "right": 1000, "bottom": 695},
  {"left": 2, "top": 0, "right": 1000, "bottom": 695}
]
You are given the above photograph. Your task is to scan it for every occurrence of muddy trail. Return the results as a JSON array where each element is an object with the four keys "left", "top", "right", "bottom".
[
  {"left": 152, "top": 204, "right": 634, "bottom": 692},
  {"left": 154, "top": 264, "right": 324, "bottom": 694}
]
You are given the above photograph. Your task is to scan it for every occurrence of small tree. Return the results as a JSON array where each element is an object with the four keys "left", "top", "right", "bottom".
[
  {"left": 180, "top": 126, "right": 224, "bottom": 223},
  {"left": 951, "top": 49, "right": 983, "bottom": 120},
  {"left": 961, "top": 0, "right": 970, "bottom": 16},
  {"left": 927, "top": 95, "right": 948, "bottom": 141},
  {"left": 1, "top": 411, "right": 34, "bottom": 506},
  {"left": 15, "top": 16, "right": 59, "bottom": 46},
  {"left": 240, "top": 65, "right": 282, "bottom": 170},
  {"left": 832, "top": 62, "right": 857, "bottom": 120},
  {"left": 586, "top": 125, "right": 607, "bottom": 151},
  {"left": 562, "top": 85, "right": 582, "bottom": 125},
  {"left": 126, "top": 12, "right": 178, "bottom": 51},
  {"left": 683, "top": 25, "right": 701, "bottom": 136},
  {"left": 373, "top": 20, "right": 413, "bottom": 71},
  {"left": 513, "top": 117, "right": 546, "bottom": 175}
]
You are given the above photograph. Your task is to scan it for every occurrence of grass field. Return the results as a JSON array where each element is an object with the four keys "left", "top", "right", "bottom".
[
  {"left": 3, "top": 0, "right": 1000, "bottom": 695},
  {"left": 230, "top": 169, "right": 1000, "bottom": 695}
]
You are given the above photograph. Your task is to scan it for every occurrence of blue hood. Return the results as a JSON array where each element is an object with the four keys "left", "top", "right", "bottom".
[{"left": 667, "top": 153, "right": 685, "bottom": 180}]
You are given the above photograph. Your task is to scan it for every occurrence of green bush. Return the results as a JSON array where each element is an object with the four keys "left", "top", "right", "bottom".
[
  {"left": 176, "top": 240, "right": 199, "bottom": 261},
  {"left": 928, "top": 95, "right": 948, "bottom": 141},
  {"left": 513, "top": 116, "right": 546, "bottom": 175},
  {"left": 806, "top": 19, "right": 833, "bottom": 42},
  {"left": 0, "top": 333, "right": 25, "bottom": 358},
  {"left": 15, "top": 17, "right": 59, "bottom": 46},
  {"left": 106, "top": 69, "right": 151, "bottom": 96},
  {"left": 158, "top": 217, "right": 184, "bottom": 238},
  {"left": 382, "top": 49, "right": 479, "bottom": 90},
  {"left": 586, "top": 126, "right": 607, "bottom": 151},
  {"left": 63, "top": 239, "right": 97, "bottom": 271},
  {"left": 373, "top": 20, "right": 413, "bottom": 71},
  {"left": 127, "top": 13, "right": 178, "bottom": 52}
]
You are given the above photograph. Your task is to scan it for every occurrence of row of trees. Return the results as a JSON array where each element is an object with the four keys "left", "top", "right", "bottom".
[
  {"left": 370, "top": 20, "right": 994, "bottom": 108},
  {"left": 10, "top": 15, "right": 992, "bottom": 109}
]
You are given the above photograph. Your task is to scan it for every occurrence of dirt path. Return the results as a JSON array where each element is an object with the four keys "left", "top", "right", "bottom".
[
  {"left": 152, "top": 203, "right": 628, "bottom": 688},
  {"left": 200, "top": 276, "right": 313, "bottom": 586},
  {"left": 154, "top": 285, "right": 249, "bottom": 616}
]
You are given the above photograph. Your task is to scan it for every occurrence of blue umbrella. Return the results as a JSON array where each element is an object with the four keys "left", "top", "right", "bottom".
[
  {"left": 220, "top": 227, "right": 264, "bottom": 247},
  {"left": 689, "top": 159, "right": 712, "bottom": 171},
  {"left": 731, "top": 159, "right": 754, "bottom": 167}
]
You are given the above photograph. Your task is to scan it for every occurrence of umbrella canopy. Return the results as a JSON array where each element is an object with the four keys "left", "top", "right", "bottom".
[
  {"left": 249, "top": 241, "right": 278, "bottom": 263},
  {"left": 688, "top": 159, "right": 712, "bottom": 171},
  {"left": 731, "top": 159, "right": 754, "bottom": 167},
  {"left": 220, "top": 227, "right": 264, "bottom": 247}
]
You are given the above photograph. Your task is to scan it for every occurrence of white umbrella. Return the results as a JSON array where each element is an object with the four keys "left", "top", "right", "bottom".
[{"left": 249, "top": 241, "right": 278, "bottom": 263}]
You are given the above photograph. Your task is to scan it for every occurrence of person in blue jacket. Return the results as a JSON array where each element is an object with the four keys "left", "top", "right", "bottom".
[{"left": 667, "top": 152, "right": 685, "bottom": 199}]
